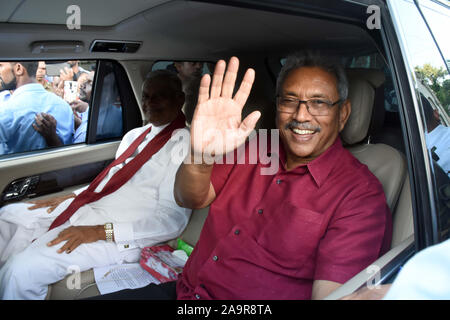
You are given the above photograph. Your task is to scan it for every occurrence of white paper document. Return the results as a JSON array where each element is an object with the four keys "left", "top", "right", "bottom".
[{"left": 93, "top": 263, "right": 161, "bottom": 295}]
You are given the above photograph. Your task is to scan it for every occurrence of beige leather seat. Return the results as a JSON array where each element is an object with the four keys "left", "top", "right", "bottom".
[
  {"left": 343, "top": 68, "right": 412, "bottom": 246},
  {"left": 324, "top": 70, "right": 414, "bottom": 299}
]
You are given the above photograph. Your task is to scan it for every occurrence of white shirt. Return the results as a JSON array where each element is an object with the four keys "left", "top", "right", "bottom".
[
  {"left": 384, "top": 239, "right": 450, "bottom": 299},
  {"left": 425, "top": 124, "right": 450, "bottom": 175},
  {"left": 69, "top": 123, "right": 191, "bottom": 251}
]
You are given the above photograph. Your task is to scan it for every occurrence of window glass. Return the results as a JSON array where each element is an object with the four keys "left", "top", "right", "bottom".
[
  {"left": 0, "top": 60, "right": 96, "bottom": 156},
  {"left": 95, "top": 61, "right": 123, "bottom": 141},
  {"left": 345, "top": 53, "right": 385, "bottom": 70},
  {"left": 151, "top": 61, "right": 212, "bottom": 124},
  {"left": 391, "top": 0, "right": 450, "bottom": 241},
  {"left": 417, "top": 0, "right": 450, "bottom": 122},
  {"left": 344, "top": 52, "right": 400, "bottom": 113},
  {"left": 418, "top": 0, "right": 450, "bottom": 63}
]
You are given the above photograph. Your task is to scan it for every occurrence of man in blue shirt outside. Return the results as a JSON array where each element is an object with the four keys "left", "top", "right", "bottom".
[{"left": 0, "top": 61, "right": 74, "bottom": 154}]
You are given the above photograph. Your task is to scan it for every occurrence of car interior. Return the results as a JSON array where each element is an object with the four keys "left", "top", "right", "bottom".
[{"left": 0, "top": 0, "right": 415, "bottom": 299}]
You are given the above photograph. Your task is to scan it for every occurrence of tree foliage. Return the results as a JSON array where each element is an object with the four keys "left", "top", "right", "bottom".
[{"left": 415, "top": 64, "right": 450, "bottom": 111}]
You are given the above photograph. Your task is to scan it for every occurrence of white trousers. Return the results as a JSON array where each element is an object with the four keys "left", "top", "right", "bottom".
[{"left": 0, "top": 202, "right": 140, "bottom": 300}]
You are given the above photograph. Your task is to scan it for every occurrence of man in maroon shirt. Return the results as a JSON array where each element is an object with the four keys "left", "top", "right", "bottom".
[
  {"left": 95, "top": 51, "right": 391, "bottom": 300},
  {"left": 174, "top": 52, "right": 391, "bottom": 300}
]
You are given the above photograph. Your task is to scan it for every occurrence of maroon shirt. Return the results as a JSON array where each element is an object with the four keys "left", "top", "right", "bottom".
[{"left": 177, "top": 137, "right": 392, "bottom": 299}]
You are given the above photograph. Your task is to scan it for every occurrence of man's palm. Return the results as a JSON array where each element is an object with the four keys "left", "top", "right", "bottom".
[{"left": 190, "top": 57, "right": 260, "bottom": 158}]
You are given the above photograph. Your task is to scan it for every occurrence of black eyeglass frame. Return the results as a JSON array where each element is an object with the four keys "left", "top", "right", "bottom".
[{"left": 276, "top": 96, "right": 342, "bottom": 116}]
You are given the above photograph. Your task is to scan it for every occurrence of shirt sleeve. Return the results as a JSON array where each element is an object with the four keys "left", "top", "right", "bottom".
[
  {"left": 52, "top": 99, "right": 75, "bottom": 144},
  {"left": 314, "top": 178, "right": 392, "bottom": 284}
]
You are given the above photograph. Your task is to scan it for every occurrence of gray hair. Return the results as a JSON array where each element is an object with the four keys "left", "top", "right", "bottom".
[
  {"left": 143, "top": 69, "right": 182, "bottom": 94},
  {"left": 276, "top": 51, "right": 348, "bottom": 102}
]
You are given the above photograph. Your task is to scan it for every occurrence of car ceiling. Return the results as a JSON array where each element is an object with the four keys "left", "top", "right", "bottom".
[
  {"left": 0, "top": 0, "right": 376, "bottom": 61},
  {"left": 0, "top": 0, "right": 170, "bottom": 26}
]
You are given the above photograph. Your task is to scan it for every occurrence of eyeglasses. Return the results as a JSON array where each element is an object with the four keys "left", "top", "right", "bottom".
[{"left": 277, "top": 96, "right": 341, "bottom": 116}]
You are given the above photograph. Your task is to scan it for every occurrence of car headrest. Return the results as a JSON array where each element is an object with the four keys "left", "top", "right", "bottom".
[{"left": 341, "top": 68, "right": 385, "bottom": 145}]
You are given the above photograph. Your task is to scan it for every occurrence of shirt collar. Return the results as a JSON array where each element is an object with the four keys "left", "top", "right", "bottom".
[
  {"left": 147, "top": 121, "right": 170, "bottom": 137},
  {"left": 274, "top": 137, "right": 344, "bottom": 188},
  {"left": 11, "top": 83, "right": 45, "bottom": 97}
]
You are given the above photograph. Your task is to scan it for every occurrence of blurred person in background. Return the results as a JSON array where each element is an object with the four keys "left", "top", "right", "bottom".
[{"left": 35, "top": 61, "right": 53, "bottom": 92}]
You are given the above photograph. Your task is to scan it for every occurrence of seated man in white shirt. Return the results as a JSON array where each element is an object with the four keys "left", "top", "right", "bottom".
[{"left": 0, "top": 70, "right": 191, "bottom": 299}]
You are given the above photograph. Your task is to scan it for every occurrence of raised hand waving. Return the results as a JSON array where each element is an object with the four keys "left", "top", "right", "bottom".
[{"left": 190, "top": 57, "right": 261, "bottom": 162}]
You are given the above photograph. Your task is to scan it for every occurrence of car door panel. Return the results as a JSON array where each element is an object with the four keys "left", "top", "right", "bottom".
[{"left": 0, "top": 142, "right": 119, "bottom": 207}]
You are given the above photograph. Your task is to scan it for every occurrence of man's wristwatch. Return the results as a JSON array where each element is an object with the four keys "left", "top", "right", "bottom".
[{"left": 104, "top": 223, "right": 114, "bottom": 242}]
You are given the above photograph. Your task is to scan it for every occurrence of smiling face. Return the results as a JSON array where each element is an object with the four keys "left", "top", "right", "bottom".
[
  {"left": 141, "top": 76, "right": 185, "bottom": 126},
  {"left": 276, "top": 66, "right": 351, "bottom": 169},
  {"left": 78, "top": 71, "right": 94, "bottom": 102}
]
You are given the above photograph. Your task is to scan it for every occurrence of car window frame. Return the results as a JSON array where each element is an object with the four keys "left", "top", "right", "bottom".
[
  {"left": 87, "top": 59, "right": 141, "bottom": 144},
  {"left": 385, "top": 0, "right": 447, "bottom": 249}
]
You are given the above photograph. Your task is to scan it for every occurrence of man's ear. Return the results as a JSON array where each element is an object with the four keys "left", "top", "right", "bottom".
[
  {"left": 338, "top": 99, "right": 351, "bottom": 132},
  {"left": 13, "top": 63, "right": 25, "bottom": 76}
]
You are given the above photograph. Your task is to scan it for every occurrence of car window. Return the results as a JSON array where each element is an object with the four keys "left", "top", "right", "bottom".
[
  {"left": 93, "top": 61, "right": 123, "bottom": 141},
  {"left": 0, "top": 59, "right": 128, "bottom": 157},
  {"left": 391, "top": 0, "right": 450, "bottom": 242},
  {"left": 0, "top": 60, "right": 96, "bottom": 156},
  {"left": 345, "top": 53, "right": 385, "bottom": 70},
  {"left": 151, "top": 61, "right": 212, "bottom": 124},
  {"left": 417, "top": 0, "right": 450, "bottom": 65}
]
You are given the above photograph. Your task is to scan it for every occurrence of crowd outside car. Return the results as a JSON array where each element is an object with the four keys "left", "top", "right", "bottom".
[
  {"left": 33, "top": 61, "right": 124, "bottom": 147},
  {"left": 0, "top": 61, "right": 74, "bottom": 155},
  {"left": 0, "top": 60, "right": 96, "bottom": 154},
  {"left": 35, "top": 70, "right": 95, "bottom": 146},
  {"left": 33, "top": 60, "right": 88, "bottom": 146},
  {"left": 29, "top": 60, "right": 94, "bottom": 149}
]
